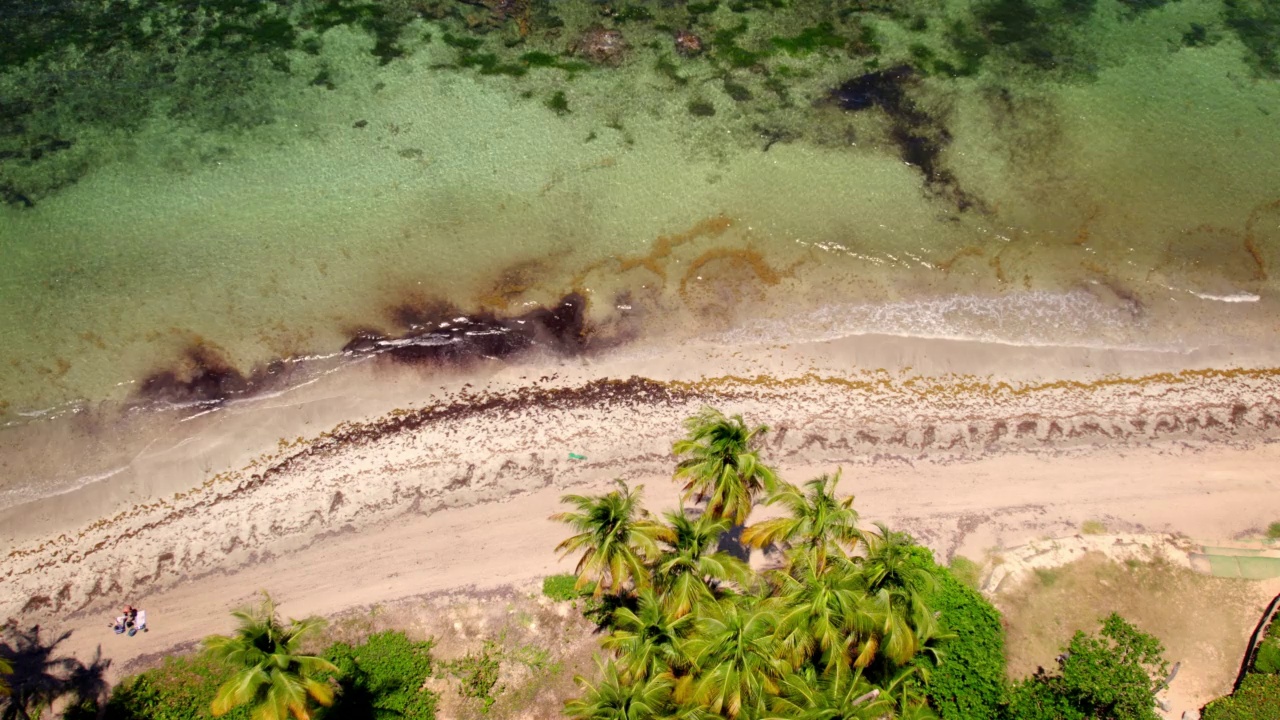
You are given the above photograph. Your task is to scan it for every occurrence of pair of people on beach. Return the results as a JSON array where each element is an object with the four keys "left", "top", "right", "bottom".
[{"left": 110, "top": 605, "right": 146, "bottom": 636}]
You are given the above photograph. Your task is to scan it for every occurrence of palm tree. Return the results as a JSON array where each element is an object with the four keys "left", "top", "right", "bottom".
[
  {"left": 652, "top": 512, "right": 750, "bottom": 617},
  {"left": 860, "top": 523, "right": 938, "bottom": 598},
  {"left": 565, "top": 659, "right": 673, "bottom": 720},
  {"left": 878, "top": 664, "right": 939, "bottom": 719},
  {"left": 677, "top": 599, "right": 788, "bottom": 719},
  {"left": 552, "top": 480, "right": 667, "bottom": 598},
  {"left": 672, "top": 408, "right": 777, "bottom": 526},
  {"left": 765, "top": 667, "right": 892, "bottom": 720},
  {"left": 742, "top": 471, "right": 862, "bottom": 571},
  {"left": 604, "top": 588, "right": 694, "bottom": 682},
  {"left": 771, "top": 550, "right": 883, "bottom": 675},
  {"left": 859, "top": 523, "right": 942, "bottom": 666},
  {"left": 204, "top": 593, "right": 339, "bottom": 720}
]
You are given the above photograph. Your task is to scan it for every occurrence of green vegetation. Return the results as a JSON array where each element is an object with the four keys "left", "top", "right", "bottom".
[
  {"left": 1116, "top": 0, "right": 1174, "bottom": 15},
  {"left": 947, "top": 555, "right": 982, "bottom": 590},
  {"left": 927, "top": 565, "right": 1007, "bottom": 719},
  {"left": 553, "top": 408, "right": 1175, "bottom": 720},
  {"left": 770, "top": 23, "right": 846, "bottom": 55},
  {"left": 671, "top": 408, "right": 777, "bottom": 526},
  {"left": 546, "top": 91, "right": 571, "bottom": 115},
  {"left": 612, "top": 6, "right": 655, "bottom": 24},
  {"left": 1203, "top": 673, "right": 1280, "bottom": 719},
  {"left": 1224, "top": 0, "right": 1280, "bottom": 77},
  {"left": 554, "top": 411, "right": 949, "bottom": 717},
  {"left": 103, "top": 652, "right": 251, "bottom": 720},
  {"left": 1006, "top": 613, "right": 1168, "bottom": 720},
  {"left": 322, "top": 631, "right": 436, "bottom": 719},
  {"left": 543, "top": 573, "right": 583, "bottom": 601},
  {"left": 202, "top": 592, "right": 338, "bottom": 719},
  {"left": 443, "top": 640, "right": 505, "bottom": 713},
  {"left": 1081, "top": 520, "right": 1107, "bottom": 535},
  {"left": 1034, "top": 566, "right": 1061, "bottom": 587},
  {"left": 1206, "top": 616, "right": 1280, "bottom": 717},
  {"left": 1267, "top": 521, "right": 1280, "bottom": 540},
  {"left": 948, "top": 0, "right": 1099, "bottom": 79},
  {"left": 1257, "top": 633, "right": 1280, "bottom": 674},
  {"left": 687, "top": 2, "right": 722, "bottom": 18},
  {"left": 710, "top": 22, "right": 765, "bottom": 69},
  {"left": 552, "top": 479, "right": 665, "bottom": 598},
  {"left": 99, "top": 613, "right": 437, "bottom": 720},
  {"left": 688, "top": 99, "right": 718, "bottom": 117}
]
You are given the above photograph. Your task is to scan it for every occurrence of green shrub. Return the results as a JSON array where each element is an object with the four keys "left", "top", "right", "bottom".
[
  {"left": 103, "top": 631, "right": 435, "bottom": 720},
  {"left": 1202, "top": 672, "right": 1280, "bottom": 719},
  {"left": 102, "top": 653, "right": 249, "bottom": 720},
  {"left": 1256, "top": 636, "right": 1280, "bottom": 675},
  {"left": 1004, "top": 613, "right": 1168, "bottom": 720},
  {"left": 323, "top": 630, "right": 437, "bottom": 719},
  {"left": 1267, "top": 521, "right": 1280, "bottom": 540},
  {"left": 927, "top": 566, "right": 1008, "bottom": 719},
  {"left": 1004, "top": 674, "right": 1085, "bottom": 720},
  {"left": 1081, "top": 520, "right": 1106, "bottom": 535},
  {"left": 948, "top": 555, "right": 982, "bottom": 590},
  {"left": 542, "top": 573, "right": 582, "bottom": 602},
  {"left": 443, "top": 640, "right": 504, "bottom": 713}
]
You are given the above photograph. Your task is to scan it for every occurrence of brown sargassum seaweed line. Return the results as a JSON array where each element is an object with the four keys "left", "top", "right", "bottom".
[
  {"left": 8, "top": 367, "right": 1280, "bottom": 618},
  {"left": 134, "top": 293, "right": 594, "bottom": 408}
]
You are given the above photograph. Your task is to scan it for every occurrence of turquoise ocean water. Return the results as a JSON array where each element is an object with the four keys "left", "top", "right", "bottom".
[{"left": 1, "top": 0, "right": 1278, "bottom": 426}]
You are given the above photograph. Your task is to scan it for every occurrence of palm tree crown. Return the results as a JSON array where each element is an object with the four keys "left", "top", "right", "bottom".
[
  {"left": 652, "top": 512, "right": 749, "bottom": 618},
  {"left": 742, "top": 471, "right": 861, "bottom": 571},
  {"left": 204, "top": 593, "right": 338, "bottom": 720},
  {"left": 677, "top": 599, "right": 788, "bottom": 719},
  {"left": 766, "top": 666, "right": 893, "bottom": 720},
  {"left": 672, "top": 408, "right": 777, "bottom": 526},
  {"left": 552, "top": 479, "right": 666, "bottom": 597},
  {"left": 565, "top": 659, "right": 673, "bottom": 720},
  {"left": 603, "top": 588, "right": 695, "bottom": 682},
  {"left": 860, "top": 523, "right": 943, "bottom": 666}
]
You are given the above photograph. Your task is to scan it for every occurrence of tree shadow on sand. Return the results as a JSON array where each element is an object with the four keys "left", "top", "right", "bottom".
[
  {"left": 681, "top": 504, "right": 752, "bottom": 563},
  {"left": 0, "top": 625, "right": 111, "bottom": 720},
  {"left": 714, "top": 523, "right": 752, "bottom": 563}
]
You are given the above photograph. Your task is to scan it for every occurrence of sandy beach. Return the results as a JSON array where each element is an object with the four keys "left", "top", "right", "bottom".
[{"left": 3, "top": 332, "right": 1279, "bottom": 716}]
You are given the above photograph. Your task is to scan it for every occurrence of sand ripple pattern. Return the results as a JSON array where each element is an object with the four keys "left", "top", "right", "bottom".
[{"left": 4, "top": 368, "right": 1280, "bottom": 621}]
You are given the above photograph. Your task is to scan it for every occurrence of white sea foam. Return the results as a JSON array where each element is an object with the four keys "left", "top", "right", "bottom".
[
  {"left": 708, "top": 290, "right": 1187, "bottom": 353},
  {"left": 1189, "top": 291, "right": 1260, "bottom": 303},
  {"left": 0, "top": 463, "right": 129, "bottom": 511}
]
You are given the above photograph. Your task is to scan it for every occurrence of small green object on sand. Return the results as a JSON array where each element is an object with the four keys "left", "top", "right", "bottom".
[{"left": 568, "top": 452, "right": 586, "bottom": 460}]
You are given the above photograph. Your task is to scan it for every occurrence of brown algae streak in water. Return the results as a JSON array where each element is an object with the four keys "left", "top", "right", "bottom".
[
  {"left": 343, "top": 292, "right": 592, "bottom": 364},
  {"left": 1243, "top": 196, "right": 1280, "bottom": 280},
  {"left": 614, "top": 214, "right": 735, "bottom": 280},
  {"left": 139, "top": 341, "right": 292, "bottom": 407},
  {"left": 677, "top": 247, "right": 784, "bottom": 300},
  {"left": 136, "top": 293, "right": 595, "bottom": 412}
]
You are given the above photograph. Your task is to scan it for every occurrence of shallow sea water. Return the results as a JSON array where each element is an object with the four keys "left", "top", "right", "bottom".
[{"left": 1, "top": 0, "right": 1278, "bottom": 424}]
